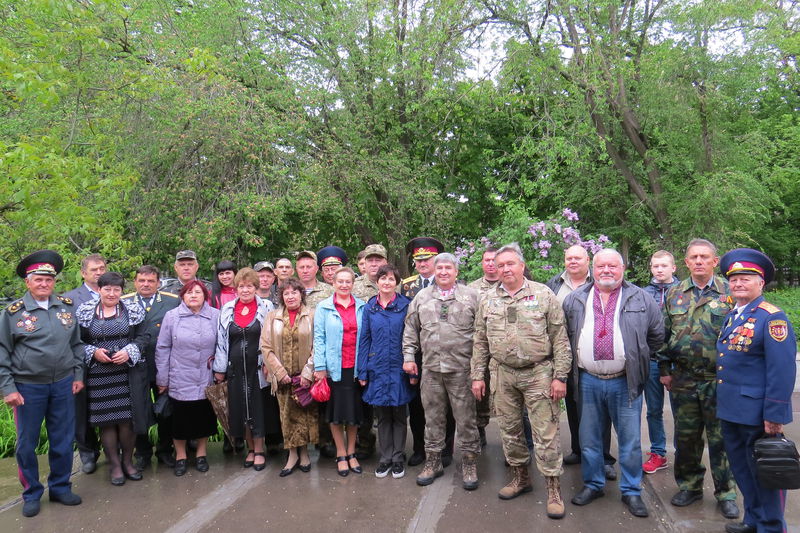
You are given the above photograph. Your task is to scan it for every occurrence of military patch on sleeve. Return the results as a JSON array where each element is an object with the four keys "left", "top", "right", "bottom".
[
  {"left": 768, "top": 320, "right": 788, "bottom": 342},
  {"left": 758, "top": 301, "right": 781, "bottom": 314}
]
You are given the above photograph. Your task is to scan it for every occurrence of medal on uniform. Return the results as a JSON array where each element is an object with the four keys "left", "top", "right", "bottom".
[{"left": 710, "top": 301, "right": 717, "bottom": 309}]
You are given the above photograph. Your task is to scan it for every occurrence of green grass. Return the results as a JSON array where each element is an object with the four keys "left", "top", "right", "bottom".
[
  {"left": 766, "top": 287, "right": 800, "bottom": 326},
  {"left": 0, "top": 404, "right": 49, "bottom": 458}
]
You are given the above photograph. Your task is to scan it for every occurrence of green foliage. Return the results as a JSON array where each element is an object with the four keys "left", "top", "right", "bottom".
[
  {"left": 766, "top": 288, "right": 800, "bottom": 328},
  {"left": 0, "top": 404, "right": 48, "bottom": 459}
]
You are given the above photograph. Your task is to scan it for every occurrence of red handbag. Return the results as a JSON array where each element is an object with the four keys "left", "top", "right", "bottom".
[{"left": 310, "top": 377, "right": 330, "bottom": 402}]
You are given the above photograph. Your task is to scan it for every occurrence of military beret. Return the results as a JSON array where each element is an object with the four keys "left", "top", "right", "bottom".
[
  {"left": 405, "top": 237, "right": 444, "bottom": 260},
  {"left": 317, "top": 246, "right": 348, "bottom": 268},
  {"left": 16, "top": 249, "right": 64, "bottom": 278},
  {"left": 720, "top": 248, "right": 775, "bottom": 284}
]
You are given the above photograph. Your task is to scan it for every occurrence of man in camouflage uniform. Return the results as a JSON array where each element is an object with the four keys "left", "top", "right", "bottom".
[
  {"left": 402, "top": 237, "right": 455, "bottom": 467},
  {"left": 471, "top": 243, "right": 570, "bottom": 518},
  {"left": 295, "top": 250, "right": 334, "bottom": 310},
  {"left": 468, "top": 246, "right": 500, "bottom": 446},
  {"left": 659, "top": 239, "right": 739, "bottom": 519},
  {"left": 403, "top": 253, "right": 481, "bottom": 490}
]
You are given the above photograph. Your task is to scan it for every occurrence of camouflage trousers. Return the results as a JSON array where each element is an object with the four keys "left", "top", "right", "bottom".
[
  {"left": 495, "top": 361, "right": 562, "bottom": 476},
  {"left": 671, "top": 376, "right": 736, "bottom": 500},
  {"left": 421, "top": 369, "right": 480, "bottom": 455}
]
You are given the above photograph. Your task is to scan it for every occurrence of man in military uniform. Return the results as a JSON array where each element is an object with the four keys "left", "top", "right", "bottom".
[
  {"left": 0, "top": 251, "right": 84, "bottom": 517},
  {"left": 472, "top": 243, "right": 571, "bottom": 518},
  {"left": 127, "top": 266, "right": 181, "bottom": 470},
  {"left": 468, "top": 246, "right": 500, "bottom": 447},
  {"left": 404, "top": 253, "right": 481, "bottom": 490},
  {"left": 563, "top": 249, "right": 664, "bottom": 519},
  {"left": 716, "top": 249, "right": 796, "bottom": 533},
  {"left": 401, "top": 237, "right": 455, "bottom": 466},
  {"left": 296, "top": 250, "right": 334, "bottom": 309},
  {"left": 64, "top": 253, "right": 106, "bottom": 474},
  {"left": 317, "top": 246, "right": 348, "bottom": 285},
  {"left": 160, "top": 250, "right": 211, "bottom": 294},
  {"left": 254, "top": 261, "right": 278, "bottom": 305},
  {"left": 659, "top": 239, "right": 739, "bottom": 519}
]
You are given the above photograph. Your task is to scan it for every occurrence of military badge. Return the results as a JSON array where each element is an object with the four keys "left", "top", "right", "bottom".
[
  {"left": 768, "top": 320, "right": 788, "bottom": 342},
  {"left": 56, "top": 311, "right": 74, "bottom": 328},
  {"left": 17, "top": 312, "right": 38, "bottom": 332}
]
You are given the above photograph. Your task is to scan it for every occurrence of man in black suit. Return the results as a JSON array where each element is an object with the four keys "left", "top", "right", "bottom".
[
  {"left": 63, "top": 253, "right": 107, "bottom": 474},
  {"left": 125, "top": 266, "right": 181, "bottom": 469}
]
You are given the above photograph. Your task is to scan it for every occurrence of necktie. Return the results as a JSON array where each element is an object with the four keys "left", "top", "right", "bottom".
[{"left": 422, "top": 278, "right": 430, "bottom": 289}]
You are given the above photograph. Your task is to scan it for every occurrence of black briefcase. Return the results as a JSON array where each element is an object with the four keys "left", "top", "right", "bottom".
[{"left": 753, "top": 434, "right": 800, "bottom": 490}]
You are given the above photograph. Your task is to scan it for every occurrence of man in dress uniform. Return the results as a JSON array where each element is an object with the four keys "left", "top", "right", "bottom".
[
  {"left": 659, "top": 239, "right": 739, "bottom": 519},
  {"left": 64, "top": 253, "right": 106, "bottom": 474},
  {"left": 317, "top": 246, "right": 348, "bottom": 285},
  {"left": 0, "top": 251, "right": 84, "bottom": 517},
  {"left": 716, "top": 249, "right": 796, "bottom": 533},
  {"left": 472, "top": 243, "right": 571, "bottom": 518},
  {"left": 404, "top": 253, "right": 481, "bottom": 490},
  {"left": 402, "top": 237, "right": 455, "bottom": 467},
  {"left": 161, "top": 250, "right": 211, "bottom": 294},
  {"left": 296, "top": 250, "right": 334, "bottom": 310},
  {"left": 128, "top": 266, "right": 180, "bottom": 469}
]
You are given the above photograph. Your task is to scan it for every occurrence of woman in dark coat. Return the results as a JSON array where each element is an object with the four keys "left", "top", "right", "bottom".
[
  {"left": 213, "top": 268, "right": 276, "bottom": 471},
  {"left": 357, "top": 265, "right": 415, "bottom": 479},
  {"left": 76, "top": 272, "right": 150, "bottom": 486}
]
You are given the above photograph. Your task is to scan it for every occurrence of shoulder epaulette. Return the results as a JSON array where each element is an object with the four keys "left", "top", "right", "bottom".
[
  {"left": 57, "top": 296, "right": 73, "bottom": 306},
  {"left": 758, "top": 301, "right": 781, "bottom": 314},
  {"left": 121, "top": 292, "right": 137, "bottom": 299},
  {"left": 7, "top": 299, "right": 24, "bottom": 313},
  {"left": 159, "top": 291, "right": 179, "bottom": 298},
  {"left": 402, "top": 274, "right": 419, "bottom": 284}
]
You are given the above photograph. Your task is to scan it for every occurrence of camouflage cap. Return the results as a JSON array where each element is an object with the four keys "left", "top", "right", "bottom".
[
  {"left": 253, "top": 261, "right": 275, "bottom": 272},
  {"left": 362, "top": 244, "right": 387, "bottom": 259},
  {"left": 296, "top": 250, "right": 317, "bottom": 262},
  {"left": 175, "top": 250, "right": 198, "bottom": 261}
]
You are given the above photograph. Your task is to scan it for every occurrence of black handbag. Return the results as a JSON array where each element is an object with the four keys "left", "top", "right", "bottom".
[
  {"left": 153, "top": 393, "right": 173, "bottom": 418},
  {"left": 753, "top": 434, "right": 800, "bottom": 490}
]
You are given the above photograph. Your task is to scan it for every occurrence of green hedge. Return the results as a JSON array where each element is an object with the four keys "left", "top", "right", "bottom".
[{"left": 766, "top": 287, "right": 800, "bottom": 327}]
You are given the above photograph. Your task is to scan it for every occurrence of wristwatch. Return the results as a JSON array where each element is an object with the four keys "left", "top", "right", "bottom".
[{"left": 553, "top": 376, "right": 567, "bottom": 383}]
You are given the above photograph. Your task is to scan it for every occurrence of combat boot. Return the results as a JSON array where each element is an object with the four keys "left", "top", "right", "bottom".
[
  {"left": 461, "top": 452, "right": 478, "bottom": 491},
  {"left": 498, "top": 465, "right": 533, "bottom": 500},
  {"left": 545, "top": 476, "right": 565, "bottom": 519},
  {"left": 416, "top": 452, "right": 444, "bottom": 486}
]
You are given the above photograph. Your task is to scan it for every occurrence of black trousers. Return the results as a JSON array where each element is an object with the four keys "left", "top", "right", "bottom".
[{"left": 74, "top": 380, "right": 99, "bottom": 459}]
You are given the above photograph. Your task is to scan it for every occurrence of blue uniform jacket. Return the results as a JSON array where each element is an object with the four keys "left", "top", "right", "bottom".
[
  {"left": 357, "top": 294, "right": 416, "bottom": 406},
  {"left": 716, "top": 295, "right": 796, "bottom": 426},
  {"left": 313, "top": 295, "right": 365, "bottom": 382}
]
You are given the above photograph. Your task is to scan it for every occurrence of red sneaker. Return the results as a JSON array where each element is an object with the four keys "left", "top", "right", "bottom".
[{"left": 642, "top": 453, "right": 667, "bottom": 474}]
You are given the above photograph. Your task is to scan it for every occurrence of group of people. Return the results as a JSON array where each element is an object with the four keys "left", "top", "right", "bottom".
[{"left": 0, "top": 237, "right": 795, "bottom": 533}]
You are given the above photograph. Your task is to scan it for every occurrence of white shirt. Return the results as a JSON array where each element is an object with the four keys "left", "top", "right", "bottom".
[{"left": 576, "top": 286, "right": 626, "bottom": 374}]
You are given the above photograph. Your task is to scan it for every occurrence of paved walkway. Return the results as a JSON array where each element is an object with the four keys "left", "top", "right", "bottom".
[{"left": 0, "top": 394, "right": 798, "bottom": 533}]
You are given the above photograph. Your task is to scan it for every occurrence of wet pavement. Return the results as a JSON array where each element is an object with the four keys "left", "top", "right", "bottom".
[{"left": 0, "top": 394, "right": 798, "bottom": 533}]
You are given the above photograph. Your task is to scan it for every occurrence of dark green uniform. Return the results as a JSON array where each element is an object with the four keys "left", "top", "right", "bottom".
[{"left": 658, "top": 276, "right": 736, "bottom": 501}]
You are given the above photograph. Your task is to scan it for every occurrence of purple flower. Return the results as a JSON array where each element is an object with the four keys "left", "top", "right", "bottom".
[
  {"left": 554, "top": 224, "right": 562, "bottom": 234},
  {"left": 562, "top": 208, "right": 579, "bottom": 222},
  {"left": 539, "top": 249, "right": 549, "bottom": 258},
  {"left": 598, "top": 234, "right": 609, "bottom": 243},
  {"left": 538, "top": 240, "right": 552, "bottom": 249},
  {"left": 542, "top": 265, "right": 554, "bottom": 271},
  {"left": 528, "top": 226, "right": 538, "bottom": 237}
]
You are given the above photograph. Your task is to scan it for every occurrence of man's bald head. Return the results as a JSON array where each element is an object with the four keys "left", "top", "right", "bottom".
[{"left": 564, "top": 245, "right": 590, "bottom": 279}]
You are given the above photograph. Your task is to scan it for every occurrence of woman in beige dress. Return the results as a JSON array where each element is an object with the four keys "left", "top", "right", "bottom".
[{"left": 261, "top": 278, "right": 318, "bottom": 476}]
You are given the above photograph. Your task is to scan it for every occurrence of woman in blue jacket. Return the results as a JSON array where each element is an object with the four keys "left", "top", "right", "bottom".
[
  {"left": 313, "top": 267, "right": 366, "bottom": 476},
  {"left": 357, "top": 264, "right": 415, "bottom": 479}
]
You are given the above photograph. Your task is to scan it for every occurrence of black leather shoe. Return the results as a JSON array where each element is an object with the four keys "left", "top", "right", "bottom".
[
  {"left": 243, "top": 452, "right": 255, "bottom": 468},
  {"left": 22, "top": 500, "right": 40, "bottom": 517},
  {"left": 346, "top": 453, "right": 362, "bottom": 474},
  {"left": 280, "top": 458, "right": 299, "bottom": 477},
  {"left": 223, "top": 437, "right": 234, "bottom": 454},
  {"left": 110, "top": 475, "right": 125, "bottom": 486},
  {"left": 621, "top": 495, "right": 649, "bottom": 517},
  {"left": 336, "top": 456, "right": 349, "bottom": 477},
  {"left": 80, "top": 457, "right": 97, "bottom": 474},
  {"left": 253, "top": 452, "right": 267, "bottom": 472},
  {"left": 174, "top": 459, "right": 188, "bottom": 477},
  {"left": 134, "top": 455, "right": 151, "bottom": 471},
  {"left": 441, "top": 454, "right": 453, "bottom": 468},
  {"left": 157, "top": 451, "right": 176, "bottom": 468},
  {"left": 562, "top": 452, "right": 581, "bottom": 465},
  {"left": 49, "top": 491, "right": 82, "bottom": 506},
  {"left": 571, "top": 486, "right": 605, "bottom": 506},
  {"left": 298, "top": 462, "right": 311, "bottom": 473},
  {"left": 718, "top": 500, "right": 740, "bottom": 519},
  {"left": 196, "top": 456, "right": 209, "bottom": 473},
  {"left": 725, "top": 522, "right": 756, "bottom": 533},
  {"left": 124, "top": 468, "right": 143, "bottom": 481},
  {"left": 671, "top": 490, "right": 703, "bottom": 507},
  {"left": 408, "top": 451, "right": 425, "bottom": 467},
  {"left": 603, "top": 464, "right": 617, "bottom": 480}
]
